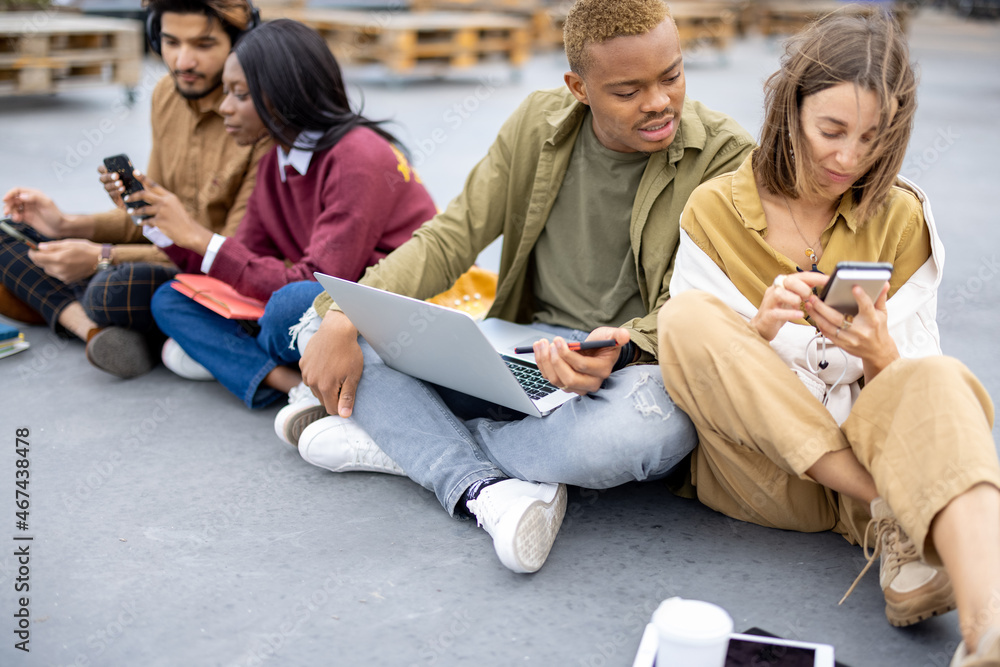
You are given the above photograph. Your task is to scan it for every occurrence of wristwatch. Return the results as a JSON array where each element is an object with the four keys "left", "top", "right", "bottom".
[{"left": 96, "top": 244, "right": 113, "bottom": 272}]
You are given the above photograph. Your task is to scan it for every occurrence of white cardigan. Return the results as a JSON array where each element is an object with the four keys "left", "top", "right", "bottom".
[{"left": 669, "top": 177, "right": 945, "bottom": 424}]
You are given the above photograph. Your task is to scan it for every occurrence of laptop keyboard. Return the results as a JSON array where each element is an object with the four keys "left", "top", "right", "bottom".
[{"left": 501, "top": 356, "right": 560, "bottom": 401}]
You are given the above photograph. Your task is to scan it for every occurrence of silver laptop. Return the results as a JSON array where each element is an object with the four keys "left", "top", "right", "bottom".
[{"left": 315, "top": 273, "right": 576, "bottom": 417}]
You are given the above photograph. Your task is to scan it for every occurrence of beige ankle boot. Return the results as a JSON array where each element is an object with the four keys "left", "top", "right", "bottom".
[{"left": 840, "top": 497, "right": 956, "bottom": 627}]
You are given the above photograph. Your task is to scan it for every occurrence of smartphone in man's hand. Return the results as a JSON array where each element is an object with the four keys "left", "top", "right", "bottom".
[
  {"left": 102, "top": 154, "right": 150, "bottom": 220},
  {"left": 0, "top": 218, "right": 40, "bottom": 250}
]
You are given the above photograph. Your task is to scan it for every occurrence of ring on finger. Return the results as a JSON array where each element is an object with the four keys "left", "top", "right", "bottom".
[
  {"left": 839, "top": 317, "right": 852, "bottom": 331},
  {"left": 773, "top": 274, "right": 786, "bottom": 289}
]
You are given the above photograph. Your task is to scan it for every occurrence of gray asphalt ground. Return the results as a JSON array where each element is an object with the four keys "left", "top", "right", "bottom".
[{"left": 0, "top": 6, "right": 999, "bottom": 667}]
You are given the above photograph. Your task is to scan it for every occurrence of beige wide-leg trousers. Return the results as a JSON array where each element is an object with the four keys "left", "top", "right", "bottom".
[{"left": 658, "top": 291, "right": 1000, "bottom": 564}]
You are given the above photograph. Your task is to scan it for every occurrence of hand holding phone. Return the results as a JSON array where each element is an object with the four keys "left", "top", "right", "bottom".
[
  {"left": 514, "top": 339, "right": 618, "bottom": 355},
  {"left": 818, "top": 262, "right": 893, "bottom": 316},
  {"left": 102, "top": 154, "right": 151, "bottom": 220},
  {"left": 0, "top": 218, "right": 39, "bottom": 251}
]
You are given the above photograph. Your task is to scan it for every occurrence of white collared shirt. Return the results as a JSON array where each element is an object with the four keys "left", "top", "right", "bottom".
[
  {"left": 276, "top": 129, "right": 324, "bottom": 183},
  {"left": 201, "top": 129, "right": 324, "bottom": 273}
]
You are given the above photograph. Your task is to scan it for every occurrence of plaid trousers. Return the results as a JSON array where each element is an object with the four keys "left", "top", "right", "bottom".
[{"left": 1, "top": 223, "right": 177, "bottom": 334}]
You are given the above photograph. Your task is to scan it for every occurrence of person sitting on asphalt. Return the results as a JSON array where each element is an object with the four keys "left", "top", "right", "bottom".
[
  {"left": 147, "top": 19, "right": 436, "bottom": 409},
  {"left": 282, "top": 0, "right": 755, "bottom": 575},
  {"left": 655, "top": 12, "right": 1000, "bottom": 666},
  {"left": 1, "top": 0, "right": 270, "bottom": 379}
]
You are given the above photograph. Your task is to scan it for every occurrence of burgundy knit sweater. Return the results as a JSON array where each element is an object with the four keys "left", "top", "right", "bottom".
[{"left": 163, "top": 126, "right": 436, "bottom": 301}]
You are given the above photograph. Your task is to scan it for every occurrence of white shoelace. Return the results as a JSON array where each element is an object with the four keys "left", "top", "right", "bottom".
[
  {"left": 350, "top": 437, "right": 402, "bottom": 473},
  {"left": 287, "top": 382, "right": 315, "bottom": 405}
]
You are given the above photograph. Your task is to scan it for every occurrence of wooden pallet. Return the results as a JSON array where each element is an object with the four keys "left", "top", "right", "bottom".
[
  {"left": 261, "top": 8, "right": 532, "bottom": 74},
  {"left": 408, "top": 0, "right": 553, "bottom": 51},
  {"left": 251, "top": 0, "right": 306, "bottom": 10},
  {"left": 757, "top": 1, "right": 912, "bottom": 36},
  {"left": 671, "top": 2, "right": 739, "bottom": 53},
  {"left": 409, "top": 0, "right": 539, "bottom": 12},
  {"left": 540, "top": 1, "right": 739, "bottom": 54},
  {"left": 0, "top": 13, "right": 143, "bottom": 96}
]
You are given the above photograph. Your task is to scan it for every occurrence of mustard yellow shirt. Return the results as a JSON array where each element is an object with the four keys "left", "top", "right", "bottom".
[{"left": 680, "top": 151, "right": 931, "bottom": 322}]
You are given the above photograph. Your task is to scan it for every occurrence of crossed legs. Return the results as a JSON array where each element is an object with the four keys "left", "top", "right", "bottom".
[{"left": 659, "top": 291, "right": 1000, "bottom": 651}]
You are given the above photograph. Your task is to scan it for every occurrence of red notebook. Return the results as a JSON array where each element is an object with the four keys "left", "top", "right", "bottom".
[{"left": 170, "top": 274, "right": 266, "bottom": 321}]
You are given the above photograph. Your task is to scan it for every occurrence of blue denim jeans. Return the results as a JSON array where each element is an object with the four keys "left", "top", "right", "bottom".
[
  {"left": 151, "top": 280, "right": 324, "bottom": 408},
  {"left": 348, "top": 323, "right": 698, "bottom": 514}
]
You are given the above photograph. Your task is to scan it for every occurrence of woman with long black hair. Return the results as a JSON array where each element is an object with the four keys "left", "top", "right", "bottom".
[{"left": 142, "top": 19, "right": 437, "bottom": 408}]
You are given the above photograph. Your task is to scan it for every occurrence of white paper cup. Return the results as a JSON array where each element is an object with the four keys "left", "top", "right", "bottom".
[{"left": 651, "top": 597, "right": 733, "bottom": 667}]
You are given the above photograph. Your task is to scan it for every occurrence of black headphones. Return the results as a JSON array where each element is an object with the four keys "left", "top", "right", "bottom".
[{"left": 146, "top": 0, "right": 261, "bottom": 55}]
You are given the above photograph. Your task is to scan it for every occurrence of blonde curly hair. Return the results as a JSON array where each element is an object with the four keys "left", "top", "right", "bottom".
[{"left": 564, "top": 0, "right": 671, "bottom": 75}]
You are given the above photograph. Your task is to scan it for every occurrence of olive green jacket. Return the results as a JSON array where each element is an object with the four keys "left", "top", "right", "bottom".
[{"left": 315, "top": 86, "right": 754, "bottom": 362}]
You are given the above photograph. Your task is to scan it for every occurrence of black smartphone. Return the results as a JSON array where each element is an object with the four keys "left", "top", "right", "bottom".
[
  {"left": 0, "top": 218, "right": 39, "bottom": 250},
  {"left": 102, "top": 154, "right": 150, "bottom": 218},
  {"left": 818, "top": 261, "right": 893, "bottom": 316}
]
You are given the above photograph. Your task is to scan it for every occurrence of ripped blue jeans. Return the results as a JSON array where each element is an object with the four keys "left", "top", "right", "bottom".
[{"left": 349, "top": 323, "right": 698, "bottom": 514}]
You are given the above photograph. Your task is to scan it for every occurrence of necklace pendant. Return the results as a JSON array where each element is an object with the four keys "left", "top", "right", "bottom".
[{"left": 805, "top": 248, "right": 819, "bottom": 273}]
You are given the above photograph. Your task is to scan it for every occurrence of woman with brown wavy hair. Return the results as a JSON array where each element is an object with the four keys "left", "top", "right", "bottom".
[{"left": 658, "top": 10, "right": 1000, "bottom": 665}]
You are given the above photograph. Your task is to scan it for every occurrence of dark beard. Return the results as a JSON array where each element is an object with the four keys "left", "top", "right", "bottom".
[{"left": 173, "top": 75, "right": 222, "bottom": 101}]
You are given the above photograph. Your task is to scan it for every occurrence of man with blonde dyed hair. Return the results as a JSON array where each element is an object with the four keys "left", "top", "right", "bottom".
[
  {"left": 294, "top": 0, "right": 754, "bottom": 573},
  {"left": 563, "top": 0, "right": 669, "bottom": 74}
]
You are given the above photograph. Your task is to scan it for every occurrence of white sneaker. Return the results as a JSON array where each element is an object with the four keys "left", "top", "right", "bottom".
[
  {"left": 951, "top": 627, "right": 1000, "bottom": 667},
  {"left": 274, "top": 381, "right": 326, "bottom": 448},
  {"left": 466, "top": 479, "right": 567, "bottom": 574},
  {"left": 161, "top": 338, "right": 214, "bottom": 381},
  {"left": 298, "top": 416, "right": 405, "bottom": 475}
]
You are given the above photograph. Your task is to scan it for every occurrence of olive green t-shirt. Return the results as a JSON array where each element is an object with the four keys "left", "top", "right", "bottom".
[{"left": 531, "top": 111, "right": 650, "bottom": 332}]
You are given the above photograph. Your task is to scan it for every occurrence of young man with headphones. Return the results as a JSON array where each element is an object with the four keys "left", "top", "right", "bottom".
[{"left": 0, "top": 0, "right": 270, "bottom": 378}]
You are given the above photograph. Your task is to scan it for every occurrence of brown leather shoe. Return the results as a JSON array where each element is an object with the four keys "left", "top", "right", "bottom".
[{"left": 0, "top": 284, "right": 44, "bottom": 325}]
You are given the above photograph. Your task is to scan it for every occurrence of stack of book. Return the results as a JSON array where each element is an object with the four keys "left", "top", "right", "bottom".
[{"left": 0, "top": 320, "right": 30, "bottom": 360}]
